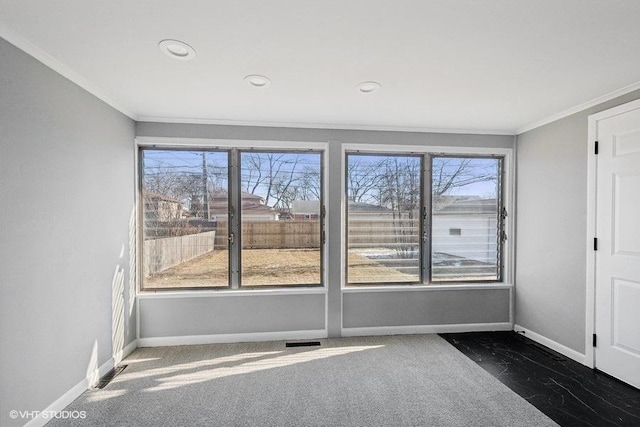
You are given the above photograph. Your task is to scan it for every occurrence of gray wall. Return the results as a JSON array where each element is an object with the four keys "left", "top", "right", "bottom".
[
  {"left": 137, "top": 122, "right": 514, "bottom": 339},
  {"left": 0, "top": 38, "right": 136, "bottom": 426},
  {"left": 344, "top": 288, "right": 510, "bottom": 327},
  {"left": 139, "top": 294, "right": 325, "bottom": 338},
  {"left": 515, "top": 89, "right": 640, "bottom": 354}
]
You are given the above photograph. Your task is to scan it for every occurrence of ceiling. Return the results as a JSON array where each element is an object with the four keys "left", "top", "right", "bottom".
[{"left": 1, "top": 0, "right": 639, "bottom": 134}]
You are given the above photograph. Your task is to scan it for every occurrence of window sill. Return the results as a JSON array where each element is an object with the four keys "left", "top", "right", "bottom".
[
  {"left": 342, "top": 283, "right": 513, "bottom": 293},
  {"left": 137, "top": 287, "right": 327, "bottom": 299}
]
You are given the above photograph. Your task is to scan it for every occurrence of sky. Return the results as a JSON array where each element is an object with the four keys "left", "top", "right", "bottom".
[
  {"left": 142, "top": 149, "right": 321, "bottom": 204},
  {"left": 142, "top": 149, "right": 500, "bottom": 207}
]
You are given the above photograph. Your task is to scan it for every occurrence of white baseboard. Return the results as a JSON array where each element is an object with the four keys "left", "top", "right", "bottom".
[
  {"left": 138, "top": 330, "right": 328, "bottom": 347},
  {"left": 514, "top": 324, "right": 587, "bottom": 365},
  {"left": 341, "top": 322, "right": 513, "bottom": 337},
  {"left": 113, "top": 340, "right": 138, "bottom": 365},
  {"left": 24, "top": 340, "right": 138, "bottom": 427}
]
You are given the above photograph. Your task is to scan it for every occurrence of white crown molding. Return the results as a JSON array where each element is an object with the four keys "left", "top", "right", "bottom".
[
  {"left": 137, "top": 115, "right": 516, "bottom": 136},
  {"left": 0, "top": 23, "right": 137, "bottom": 120},
  {"left": 4, "top": 20, "right": 638, "bottom": 137},
  {"left": 516, "top": 80, "right": 640, "bottom": 135}
]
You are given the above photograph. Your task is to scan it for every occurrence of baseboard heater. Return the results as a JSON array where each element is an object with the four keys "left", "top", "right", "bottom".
[
  {"left": 285, "top": 341, "right": 321, "bottom": 348},
  {"left": 95, "top": 365, "right": 127, "bottom": 389},
  {"left": 526, "top": 341, "right": 566, "bottom": 361}
]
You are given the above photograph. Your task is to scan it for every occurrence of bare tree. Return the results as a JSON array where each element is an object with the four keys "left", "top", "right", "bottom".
[
  {"left": 347, "top": 157, "right": 387, "bottom": 203},
  {"left": 241, "top": 153, "right": 305, "bottom": 209},
  {"left": 242, "top": 154, "right": 266, "bottom": 194},
  {"left": 377, "top": 158, "right": 421, "bottom": 257},
  {"left": 431, "top": 157, "right": 498, "bottom": 210},
  {"left": 298, "top": 166, "right": 321, "bottom": 201},
  {"left": 432, "top": 158, "right": 497, "bottom": 196},
  {"left": 267, "top": 154, "right": 301, "bottom": 208},
  {"left": 144, "top": 169, "right": 202, "bottom": 205}
]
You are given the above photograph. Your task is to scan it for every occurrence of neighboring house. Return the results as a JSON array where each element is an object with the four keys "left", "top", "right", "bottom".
[
  {"left": 210, "top": 190, "right": 266, "bottom": 206},
  {"left": 290, "top": 200, "right": 321, "bottom": 220},
  {"left": 347, "top": 197, "right": 497, "bottom": 265},
  {"left": 240, "top": 203, "right": 281, "bottom": 221},
  {"left": 347, "top": 201, "right": 402, "bottom": 221},
  {"left": 209, "top": 190, "right": 280, "bottom": 221},
  {"left": 143, "top": 192, "right": 185, "bottom": 222},
  {"left": 347, "top": 201, "right": 419, "bottom": 255},
  {"left": 432, "top": 196, "right": 498, "bottom": 264}
]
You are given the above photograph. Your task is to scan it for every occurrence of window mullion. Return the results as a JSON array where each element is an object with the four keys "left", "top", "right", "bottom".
[
  {"left": 229, "top": 149, "right": 241, "bottom": 289},
  {"left": 422, "top": 154, "right": 431, "bottom": 284},
  {"left": 498, "top": 157, "right": 506, "bottom": 282}
]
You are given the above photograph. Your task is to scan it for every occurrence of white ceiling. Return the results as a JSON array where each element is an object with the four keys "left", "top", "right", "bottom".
[{"left": 1, "top": 0, "right": 640, "bottom": 134}]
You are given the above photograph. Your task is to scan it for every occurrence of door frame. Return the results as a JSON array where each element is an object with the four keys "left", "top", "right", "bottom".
[{"left": 586, "top": 98, "right": 640, "bottom": 369}]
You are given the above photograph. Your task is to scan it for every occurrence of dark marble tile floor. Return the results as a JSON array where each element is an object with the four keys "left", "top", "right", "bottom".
[{"left": 440, "top": 331, "right": 640, "bottom": 427}]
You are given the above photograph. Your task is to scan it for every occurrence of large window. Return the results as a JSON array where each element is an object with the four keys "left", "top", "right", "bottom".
[
  {"left": 140, "top": 148, "right": 323, "bottom": 290},
  {"left": 346, "top": 152, "right": 505, "bottom": 285},
  {"left": 239, "top": 151, "right": 322, "bottom": 287},
  {"left": 431, "top": 156, "right": 503, "bottom": 282},
  {"left": 346, "top": 154, "right": 422, "bottom": 284}
]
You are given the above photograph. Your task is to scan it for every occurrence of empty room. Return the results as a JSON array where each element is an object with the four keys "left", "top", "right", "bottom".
[{"left": 1, "top": 1, "right": 640, "bottom": 426}]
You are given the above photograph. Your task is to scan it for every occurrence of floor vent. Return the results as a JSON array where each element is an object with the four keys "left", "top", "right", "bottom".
[
  {"left": 527, "top": 342, "right": 566, "bottom": 361},
  {"left": 285, "top": 341, "right": 321, "bottom": 348},
  {"left": 94, "top": 365, "right": 127, "bottom": 389}
]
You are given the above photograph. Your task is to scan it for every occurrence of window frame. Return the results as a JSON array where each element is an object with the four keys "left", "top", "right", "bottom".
[
  {"left": 428, "top": 154, "right": 505, "bottom": 284},
  {"left": 236, "top": 148, "right": 325, "bottom": 289},
  {"left": 344, "top": 152, "right": 426, "bottom": 286},
  {"left": 342, "top": 144, "right": 513, "bottom": 288},
  {"left": 137, "top": 138, "right": 328, "bottom": 293},
  {"left": 138, "top": 146, "right": 232, "bottom": 291}
]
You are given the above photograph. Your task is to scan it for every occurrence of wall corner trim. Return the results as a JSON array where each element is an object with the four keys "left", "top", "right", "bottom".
[
  {"left": 24, "top": 340, "right": 138, "bottom": 427},
  {"left": 514, "top": 325, "right": 587, "bottom": 366}
]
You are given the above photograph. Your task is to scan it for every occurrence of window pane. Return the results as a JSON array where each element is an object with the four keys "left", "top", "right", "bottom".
[
  {"left": 239, "top": 152, "right": 322, "bottom": 286},
  {"left": 431, "top": 157, "right": 501, "bottom": 282},
  {"left": 347, "top": 154, "right": 422, "bottom": 284},
  {"left": 141, "top": 150, "right": 229, "bottom": 289}
]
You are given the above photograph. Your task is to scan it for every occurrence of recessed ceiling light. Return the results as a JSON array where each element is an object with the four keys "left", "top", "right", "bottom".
[
  {"left": 358, "top": 81, "right": 381, "bottom": 93},
  {"left": 158, "top": 39, "right": 196, "bottom": 60},
  {"left": 245, "top": 75, "right": 271, "bottom": 88}
]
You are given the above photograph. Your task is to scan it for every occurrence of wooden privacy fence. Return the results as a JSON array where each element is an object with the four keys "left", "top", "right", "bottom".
[
  {"left": 212, "top": 219, "right": 419, "bottom": 249},
  {"left": 144, "top": 231, "right": 216, "bottom": 275},
  {"left": 348, "top": 219, "right": 419, "bottom": 248},
  {"left": 243, "top": 221, "right": 320, "bottom": 248},
  {"left": 213, "top": 221, "right": 321, "bottom": 249}
]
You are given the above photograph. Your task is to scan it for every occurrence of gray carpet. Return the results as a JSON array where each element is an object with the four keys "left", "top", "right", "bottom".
[{"left": 49, "top": 334, "right": 557, "bottom": 426}]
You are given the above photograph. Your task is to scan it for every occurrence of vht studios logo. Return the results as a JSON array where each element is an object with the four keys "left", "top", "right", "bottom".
[{"left": 9, "top": 410, "right": 87, "bottom": 420}]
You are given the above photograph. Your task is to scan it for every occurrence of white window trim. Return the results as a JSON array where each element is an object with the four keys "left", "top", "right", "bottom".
[
  {"left": 340, "top": 144, "right": 514, "bottom": 288},
  {"left": 342, "top": 283, "right": 513, "bottom": 293},
  {"left": 134, "top": 138, "right": 514, "bottom": 298},
  {"left": 136, "top": 136, "right": 328, "bottom": 151},
  {"left": 135, "top": 137, "right": 330, "bottom": 295}
]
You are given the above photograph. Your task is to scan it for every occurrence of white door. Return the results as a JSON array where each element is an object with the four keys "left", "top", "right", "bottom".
[{"left": 594, "top": 101, "right": 640, "bottom": 388}]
